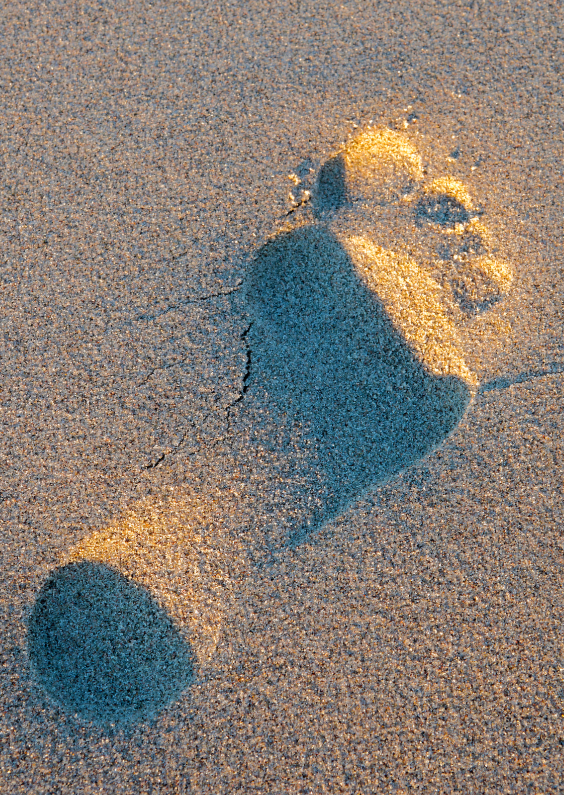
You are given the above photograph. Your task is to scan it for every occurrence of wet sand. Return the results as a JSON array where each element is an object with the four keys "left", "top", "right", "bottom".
[{"left": 1, "top": 1, "right": 564, "bottom": 792}]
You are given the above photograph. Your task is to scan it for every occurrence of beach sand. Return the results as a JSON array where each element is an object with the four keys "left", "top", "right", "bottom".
[{"left": 1, "top": 1, "right": 564, "bottom": 792}]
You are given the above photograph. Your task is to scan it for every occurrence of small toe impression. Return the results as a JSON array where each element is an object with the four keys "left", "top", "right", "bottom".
[
  {"left": 415, "top": 194, "right": 471, "bottom": 227},
  {"left": 450, "top": 256, "right": 514, "bottom": 315},
  {"left": 27, "top": 561, "right": 195, "bottom": 726},
  {"left": 415, "top": 178, "right": 475, "bottom": 228}
]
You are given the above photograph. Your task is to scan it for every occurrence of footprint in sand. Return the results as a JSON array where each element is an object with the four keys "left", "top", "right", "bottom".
[
  {"left": 27, "top": 127, "right": 514, "bottom": 726},
  {"left": 27, "top": 497, "right": 233, "bottom": 726},
  {"left": 247, "top": 126, "right": 513, "bottom": 519}
]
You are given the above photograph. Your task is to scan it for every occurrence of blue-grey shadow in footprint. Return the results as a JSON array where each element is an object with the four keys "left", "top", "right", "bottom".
[
  {"left": 247, "top": 225, "right": 472, "bottom": 546},
  {"left": 27, "top": 561, "right": 195, "bottom": 726}
]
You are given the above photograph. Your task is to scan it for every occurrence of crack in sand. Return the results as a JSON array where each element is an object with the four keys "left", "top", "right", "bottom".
[
  {"left": 136, "top": 356, "right": 189, "bottom": 388},
  {"left": 135, "top": 283, "right": 243, "bottom": 324},
  {"left": 145, "top": 427, "right": 191, "bottom": 469},
  {"left": 143, "top": 321, "right": 253, "bottom": 468},
  {"left": 225, "top": 320, "right": 253, "bottom": 432},
  {"left": 144, "top": 413, "right": 214, "bottom": 469}
]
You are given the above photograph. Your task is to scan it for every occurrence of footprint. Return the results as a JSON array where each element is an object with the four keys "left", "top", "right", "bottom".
[
  {"left": 26, "top": 495, "right": 239, "bottom": 726},
  {"left": 248, "top": 128, "right": 512, "bottom": 521},
  {"left": 26, "top": 127, "right": 515, "bottom": 726}
]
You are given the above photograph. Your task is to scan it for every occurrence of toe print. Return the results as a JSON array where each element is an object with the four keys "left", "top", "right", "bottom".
[
  {"left": 449, "top": 254, "right": 514, "bottom": 316},
  {"left": 414, "top": 177, "right": 475, "bottom": 227},
  {"left": 412, "top": 176, "right": 513, "bottom": 316}
]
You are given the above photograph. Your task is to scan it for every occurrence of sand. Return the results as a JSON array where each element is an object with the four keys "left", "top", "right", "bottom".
[{"left": 1, "top": 0, "right": 564, "bottom": 792}]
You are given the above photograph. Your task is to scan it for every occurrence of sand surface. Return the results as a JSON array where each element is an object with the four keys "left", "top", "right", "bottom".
[{"left": 1, "top": 1, "right": 564, "bottom": 792}]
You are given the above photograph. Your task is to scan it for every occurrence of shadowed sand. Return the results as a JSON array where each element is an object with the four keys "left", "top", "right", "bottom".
[
  {"left": 28, "top": 561, "right": 195, "bottom": 725},
  {"left": 246, "top": 223, "right": 473, "bottom": 543}
]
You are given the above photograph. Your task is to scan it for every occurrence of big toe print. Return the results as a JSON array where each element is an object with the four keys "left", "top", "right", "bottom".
[{"left": 247, "top": 127, "right": 513, "bottom": 515}]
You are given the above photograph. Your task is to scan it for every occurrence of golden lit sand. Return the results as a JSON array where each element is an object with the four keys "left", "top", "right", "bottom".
[
  {"left": 342, "top": 127, "right": 424, "bottom": 203},
  {"left": 65, "top": 499, "right": 231, "bottom": 669},
  {"left": 344, "top": 235, "right": 478, "bottom": 385}
]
